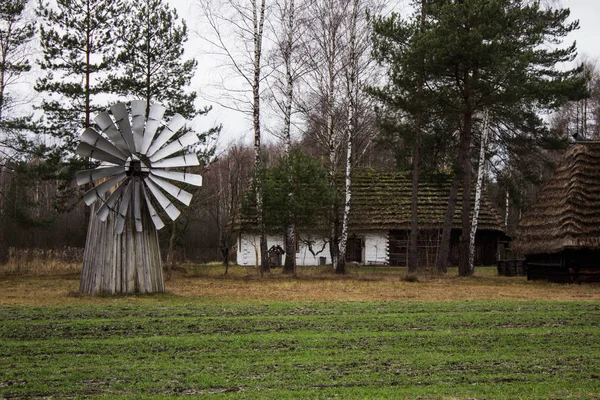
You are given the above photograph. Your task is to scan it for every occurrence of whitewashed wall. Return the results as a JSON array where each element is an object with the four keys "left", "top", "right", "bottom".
[{"left": 236, "top": 231, "right": 389, "bottom": 266}]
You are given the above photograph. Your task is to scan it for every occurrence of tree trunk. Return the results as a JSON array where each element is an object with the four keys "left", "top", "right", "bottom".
[
  {"left": 437, "top": 174, "right": 459, "bottom": 274},
  {"left": 166, "top": 220, "right": 177, "bottom": 281},
  {"left": 468, "top": 110, "right": 489, "bottom": 273},
  {"left": 336, "top": 121, "right": 352, "bottom": 274},
  {"left": 283, "top": 222, "right": 296, "bottom": 274},
  {"left": 458, "top": 110, "right": 473, "bottom": 276},
  {"left": 408, "top": 0, "right": 425, "bottom": 274},
  {"left": 252, "top": 0, "right": 269, "bottom": 276},
  {"left": 282, "top": 0, "right": 297, "bottom": 275},
  {"left": 505, "top": 185, "right": 509, "bottom": 228},
  {"left": 80, "top": 198, "right": 164, "bottom": 295},
  {"left": 335, "top": 0, "right": 359, "bottom": 275},
  {"left": 408, "top": 140, "right": 420, "bottom": 273}
]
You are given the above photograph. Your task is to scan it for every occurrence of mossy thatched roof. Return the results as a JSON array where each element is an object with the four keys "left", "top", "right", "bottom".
[
  {"left": 239, "top": 168, "right": 504, "bottom": 233},
  {"left": 513, "top": 142, "right": 600, "bottom": 255},
  {"left": 348, "top": 168, "right": 503, "bottom": 231}
]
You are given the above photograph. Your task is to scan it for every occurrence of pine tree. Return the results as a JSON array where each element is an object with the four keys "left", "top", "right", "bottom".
[
  {"left": 0, "top": 0, "right": 35, "bottom": 155},
  {"left": 36, "top": 0, "right": 128, "bottom": 155},
  {"left": 371, "top": 0, "right": 583, "bottom": 276},
  {"left": 0, "top": 0, "right": 34, "bottom": 124},
  {"left": 110, "top": 0, "right": 193, "bottom": 117},
  {"left": 110, "top": 0, "right": 220, "bottom": 279}
]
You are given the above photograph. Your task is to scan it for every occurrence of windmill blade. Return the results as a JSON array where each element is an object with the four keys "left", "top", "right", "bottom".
[
  {"left": 80, "top": 128, "right": 128, "bottom": 161},
  {"left": 145, "top": 114, "right": 186, "bottom": 157},
  {"left": 144, "top": 178, "right": 181, "bottom": 221},
  {"left": 140, "top": 104, "right": 166, "bottom": 155},
  {"left": 150, "top": 169, "right": 202, "bottom": 187},
  {"left": 151, "top": 153, "right": 199, "bottom": 169},
  {"left": 110, "top": 103, "right": 136, "bottom": 153},
  {"left": 141, "top": 184, "right": 165, "bottom": 230},
  {"left": 115, "top": 181, "right": 133, "bottom": 235},
  {"left": 76, "top": 166, "right": 125, "bottom": 186},
  {"left": 76, "top": 142, "right": 127, "bottom": 166},
  {"left": 148, "top": 174, "right": 193, "bottom": 206},
  {"left": 94, "top": 111, "right": 131, "bottom": 155},
  {"left": 96, "top": 177, "right": 128, "bottom": 221},
  {"left": 133, "top": 180, "right": 143, "bottom": 232},
  {"left": 130, "top": 100, "right": 146, "bottom": 153},
  {"left": 149, "top": 131, "right": 199, "bottom": 163},
  {"left": 83, "top": 172, "right": 127, "bottom": 206}
]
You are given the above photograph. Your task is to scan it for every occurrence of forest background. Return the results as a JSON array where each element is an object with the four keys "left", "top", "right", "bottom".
[{"left": 1, "top": 0, "right": 599, "bottom": 272}]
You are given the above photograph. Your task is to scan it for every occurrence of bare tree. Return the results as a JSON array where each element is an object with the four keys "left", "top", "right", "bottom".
[
  {"left": 336, "top": 0, "right": 359, "bottom": 274},
  {"left": 200, "top": 0, "right": 271, "bottom": 274},
  {"left": 551, "top": 59, "right": 600, "bottom": 140},
  {"left": 298, "top": 0, "right": 381, "bottom": 273},
  {"left": 199, "top": 143, "right": 253, "bottom": 273},
  {"left": 267, "top": 0, "right": 307, "bottom": 274}
]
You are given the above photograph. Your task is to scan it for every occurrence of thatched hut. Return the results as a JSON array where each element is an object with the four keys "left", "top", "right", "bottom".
[
  {"left": 513, "top": 142, "right": 600, "bottom": 282},
  {"left": 237, "top": 168, "right": 505, "bottom": 267}
]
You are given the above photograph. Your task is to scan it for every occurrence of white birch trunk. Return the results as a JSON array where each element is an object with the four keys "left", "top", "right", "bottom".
[
  {"left": 251, "top": 0, "right": 269, "bottom": 275},
  {"left": 282, "top": 0, "right": 296, "bottom": 274},
  {"left": 336, "top": 0, "right": 359, "bottom": 273},
  {"left": 326, "top": 0, "right": 339, "bottom": 269},
  {"left": 469, "top": 110, "right": 489, "bottom": 273}
]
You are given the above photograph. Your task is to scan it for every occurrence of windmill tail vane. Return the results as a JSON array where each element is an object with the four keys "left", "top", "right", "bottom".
[{"left": 75, "top": 101, "right": 203, "bottom": 234}]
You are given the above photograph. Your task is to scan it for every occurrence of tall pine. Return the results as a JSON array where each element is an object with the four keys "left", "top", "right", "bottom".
[
  {"left": 110, "top": 0, "right": 219, "bottom": 278},
  {"left": 371, "top": 0, "right": 583, "bottom": 276},
  {"left": 36, "top": 0, "right": 128, "bottom": 154},
  {"left": 0, "top": 0, "right": 35, "bottom": 125},
  {"left": 110, "top": 0, "right": 198, "bottom": 119}
]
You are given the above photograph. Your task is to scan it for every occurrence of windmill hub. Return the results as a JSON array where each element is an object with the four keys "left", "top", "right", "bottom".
[{"left": 125, "top": 155, "right": 150, "bottom": 178}]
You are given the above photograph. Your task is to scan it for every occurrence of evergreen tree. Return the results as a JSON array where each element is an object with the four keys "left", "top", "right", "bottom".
[
  {"left": 110, "top": 0, "right": 196, "bottom": 118},
  {"left": 110, "top": 0, "right": 220, "bottom": 278},
  {"left": 36, "top": 0, "right": 128, "bottom": 155},
  {"left": 371, "top": 0, "right": 584, "bottom": 276},
  {"left": 0, "top": 0, "right": 35, "bottom": 153},
  {"left": 0, "top": 0, "right": 34, "bottom": 124},
  {"left": 243, "top": 148, "right": 333, "bottom": 274}
]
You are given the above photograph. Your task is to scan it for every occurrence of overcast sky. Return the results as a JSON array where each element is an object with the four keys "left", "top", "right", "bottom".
[{"left": 168, "top": 0, "right": 600, "bottom": 149}]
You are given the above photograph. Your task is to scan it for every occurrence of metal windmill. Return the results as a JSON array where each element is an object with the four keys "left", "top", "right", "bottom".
[{"left": 76, "top": 101, "right": 202, "bottom": 295}]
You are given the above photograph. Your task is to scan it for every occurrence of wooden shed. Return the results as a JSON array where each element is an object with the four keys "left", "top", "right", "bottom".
[{"left": 513, "top": 142, "right": 600, "bottom": 282}]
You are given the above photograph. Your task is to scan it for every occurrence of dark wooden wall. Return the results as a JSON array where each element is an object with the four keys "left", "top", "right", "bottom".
[{"left": 388, "top": 229, "right": 501, "bottom": 267}]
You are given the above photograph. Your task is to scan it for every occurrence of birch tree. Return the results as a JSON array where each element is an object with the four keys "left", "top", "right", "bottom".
[
  {"left": 299, "top": 0, "right": 381, "bottom": 272},
  {"left": 200, "top": 0, "right": 271, "bottom": 274},
  {"left": 298, "top": 0, "right": 347, "bottom": 269},
  {"left": 268, "top": 0, "right": 307, "bottom": 274},
  {"left": 469, "top": 110, "right": 489, "bottom": 273},
  {"left": 335, "top": 0, "right": 359, "bottom": 274}
]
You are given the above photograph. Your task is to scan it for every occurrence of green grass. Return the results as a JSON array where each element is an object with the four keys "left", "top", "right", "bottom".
[{"left": 2, "top": 301, "right": 600, "bottom": 398}]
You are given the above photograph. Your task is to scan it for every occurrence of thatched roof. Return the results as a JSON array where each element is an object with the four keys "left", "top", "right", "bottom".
[
  {"left": 348, "top": 168, "right": 503, "bottom": 231},
  {"left": 513, "top": 142, "right": 600, "bottom": 255},
  {"left": 239, "top": 168, "right": 504, "bottom": 233}
]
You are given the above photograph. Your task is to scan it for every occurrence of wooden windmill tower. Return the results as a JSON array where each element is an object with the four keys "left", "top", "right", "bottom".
[{"left": 76, "top": 101, "right": 202, "bottom": 294}]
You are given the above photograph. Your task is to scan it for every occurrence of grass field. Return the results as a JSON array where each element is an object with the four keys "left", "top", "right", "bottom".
[{"left": 2, "top": 265, "right": 600, "bottom": 398}]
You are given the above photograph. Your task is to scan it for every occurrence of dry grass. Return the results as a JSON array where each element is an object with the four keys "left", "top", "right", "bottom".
[{"left": 2, "top": 262, "right": 600, "bottom": 306}]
